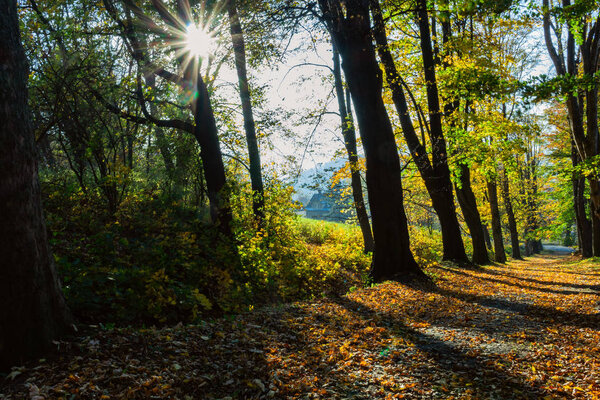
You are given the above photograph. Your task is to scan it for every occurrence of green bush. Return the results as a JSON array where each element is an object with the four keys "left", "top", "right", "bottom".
[
  {"left": 408, "top": 226, "right": 443, "bottom": 269},
  {"left": 43, "top": 178, "right": 372, "bottom": 326}
]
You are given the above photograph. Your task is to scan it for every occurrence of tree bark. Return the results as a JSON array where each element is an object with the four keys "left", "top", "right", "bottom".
[
  {"left": 483, "top": 223, "right": 493, "bottom": 250},
  {"left": 371, "top": 0, "right": 468, "bottom": 263},
  {"left": 455, "top": 164, "right": 490, "bottom": 264},
  {"left": 593, "top": 205, "right": 600, "bottom": 256},
  {"left": 0, "top": 0, "right": 73, "bottom": 370},
  {"left": 487, "top": 178, "right": 506, "bottom": 263},
  {"left": 228, "top": 0, "right": 265, "bottom": 221},
  {"left": 543, "top": 0, "right": 600, "bottom": 220},
  {"left": 175, "top": 0, "right": 234, "bottom": 237},
  {"left": 500, "top": 169, "right": 522, "bottom": 259},
  {"left": 572, "top": 144, "right": 593, "bottom": 257},
  {"left": 318, "top": 0, "right": 424, "bottom": 282},
  {"left": 193, "top": 75, "right": 234, "bottom": 236},
  {"left": 332, "top": 43, "right": 374, "bottom": 253}
]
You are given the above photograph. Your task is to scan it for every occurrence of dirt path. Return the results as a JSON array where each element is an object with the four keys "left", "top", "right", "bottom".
[{"left": 2, "top": 255, "right": 600, "bottom": 399}]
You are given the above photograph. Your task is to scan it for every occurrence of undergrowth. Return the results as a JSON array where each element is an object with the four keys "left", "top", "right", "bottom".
[{"left": 42, "top": 179, "right": 443, "bottom": 326}]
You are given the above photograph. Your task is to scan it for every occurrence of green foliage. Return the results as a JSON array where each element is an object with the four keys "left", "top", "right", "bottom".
[
  {"left": 44, "top": 177, "right": 373, "bottom": 325},
  {"left": 408, "top": 226, "right": 444, "bottom": 269},
  {"left": 44, "top": 179, "right": 235, "bottom": 325},
  {"left": 231, "top": 181, "right": 371, "bottom": 302}
]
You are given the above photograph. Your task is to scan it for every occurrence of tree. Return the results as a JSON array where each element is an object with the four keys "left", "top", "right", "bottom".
[
  {"left": 542, "top": 0, "right": 600, "bottom": 255},
  {"left": 228, "top": 0, "right": 265, "bottom": 222},
  {"left": 317, "top": 0, "right": 425, "bottom": 282},
  {"left": 102, "top": 0, "right": 235, "bottom": 237},
  {"left": 500, "top": 167, "right": 522, "bottom": 259},
  {"left": 332, "top": 43, "right": 375, "bottom": 254},
  {"left": 487, "top": 176, "right": 507, "bottom": 262},
  {"left": 371, "top": 0, "right": 469, "bottom": 264},
  {"left": 0, "top": 0, "right": 73, "bottom": 370}
]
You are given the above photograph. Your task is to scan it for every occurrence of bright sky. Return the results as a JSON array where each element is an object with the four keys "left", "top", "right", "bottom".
[{"left": 199, "top": 12, "right": 554, "bottom": 183}]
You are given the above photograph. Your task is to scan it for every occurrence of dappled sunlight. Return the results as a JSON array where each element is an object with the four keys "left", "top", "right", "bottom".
[{"left": 3, "top": 256, "right": 599, "bottom": 399}]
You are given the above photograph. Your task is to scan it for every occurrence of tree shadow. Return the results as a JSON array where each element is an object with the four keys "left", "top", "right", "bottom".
[
  {"left": 419, "top": 284, "right": 600, "bottom": 331},
  {"left": 324, "top": 296, "right": 547, "bottom": 399},
  {"left": 436, "top": 265, "right": 600, "bottom": 295},
  {"left": 480, "top": 267, "right": 600, "bottom": 291}
]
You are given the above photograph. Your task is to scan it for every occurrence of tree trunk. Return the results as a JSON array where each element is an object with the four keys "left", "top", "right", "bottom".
[
  {"left": 318, "top": 0, "right": 424, "bottom": 282},
  {"left": 543, "top": 0, "right": 600, "bottom": 220},
  {"left": 371, "top": 0, "right": 468, "bottom": 263},
  {"left": 0, "top": 0, "right": 73, "bottom": 370},
  {"left": 500, "top": 169, "right": 521, "bottom": 259},
  {"left": 228, "top": 0, "right": 265, "bottom": 221},
  {"left": 332, "top": 43, "right": 374, "bottom": 253},
  {"left": 487, "top": 178, "right": 506, "bottom": 263},
  {"left": 593, "top": 203, "right": 600, "bottom": 256},
  {"left": 483, "top": 223, "right": 493, "bottom": 250},
  {"left": 173, "top": 0, "right": 234, "bottom": 237},
  {"left": 455, "top": 164, "right": 490, "bottom": 264},
  {"left": 572, "top": 144, "right": 593, "bottom": 257},
  {"left": 193, "top": 75, "right": 234, "bottom": 237}
]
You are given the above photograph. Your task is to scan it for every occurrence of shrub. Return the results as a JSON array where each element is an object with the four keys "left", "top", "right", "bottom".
[{"left": 44, "top": 178, "right": 372, "bottom": 326}]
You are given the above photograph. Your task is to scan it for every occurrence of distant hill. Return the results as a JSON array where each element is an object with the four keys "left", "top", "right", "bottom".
[{"left": 291, "top": 159, "right": 346, "bottom": 206}]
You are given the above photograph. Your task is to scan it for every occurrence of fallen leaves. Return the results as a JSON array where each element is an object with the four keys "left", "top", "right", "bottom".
[{"left": 1, "top": 255, "right": 599, "bottom": 399}]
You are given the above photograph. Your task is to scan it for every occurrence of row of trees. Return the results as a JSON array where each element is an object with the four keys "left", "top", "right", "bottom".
[{"left": 2, "top": 0, "right": 597, "bottom": 368}]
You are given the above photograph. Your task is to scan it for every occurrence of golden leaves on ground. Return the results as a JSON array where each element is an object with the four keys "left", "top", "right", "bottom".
[{"left": 1, "top": 255, "right": 599, "bottom": 399}]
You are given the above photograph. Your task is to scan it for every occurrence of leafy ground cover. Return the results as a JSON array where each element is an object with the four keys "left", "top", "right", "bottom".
[{"left": 2, "top": 255, "right": 599, "bottom": 399}]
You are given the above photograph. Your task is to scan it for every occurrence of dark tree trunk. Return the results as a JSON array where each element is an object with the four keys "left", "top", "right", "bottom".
[
  {"left": 371, "top": 0, "right": 467, "bottom": 263},
  {"left": 487, "top": 178, "right": 506, "bottom": 263},
  {"left": 318, "top": 0, "right": 424, "bottom": 282},
  {"left": 228, "top": 0, "right": 265, "bottom": 221},
  {"left": 500, "top": 169, "right": 522, "bottom": 260},
  {"left": 572, "top": 144, "right": 593, "bottom": 257},
  {"left": 543, "top": 0, "right": 600, "bottom": 219},
  {"left": 455, "top": 164, "right": 490, "bottom": 264},
  {"left": 193, "top": 76, "right": 234, "bottom": 236},
  {"left": 0, "top": 0, "right": 73, "bottom": 370},
  {"left": 173, "top": 0, "right": 234, "bottom": 237},
  {"left": 593, "top": 204, "right": 600, "bottom": 256},
  {"left": 483, "top": 223, "right": 493, "bottom": 250},
  {"left": 332, "top": 43, "right": 374, "bottom": 253}
]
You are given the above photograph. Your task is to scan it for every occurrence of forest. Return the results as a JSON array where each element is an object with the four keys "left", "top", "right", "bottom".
[{"left": 1, "top": 0, "right": 600, "bottom": 398}]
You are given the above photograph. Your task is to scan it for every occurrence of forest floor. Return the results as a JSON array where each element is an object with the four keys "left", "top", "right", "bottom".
[{"left": 2, "top": 254, "right": 600, "bottom": 399}]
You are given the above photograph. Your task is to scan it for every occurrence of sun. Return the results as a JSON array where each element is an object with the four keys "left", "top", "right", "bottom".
[{"left": 184, "top": 24, "right": 215, "bottom": 59}]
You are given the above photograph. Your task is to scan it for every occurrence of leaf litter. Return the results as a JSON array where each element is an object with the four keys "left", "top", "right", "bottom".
[{"left": 1, "top": 254, "right": 599, "bottom": 399}]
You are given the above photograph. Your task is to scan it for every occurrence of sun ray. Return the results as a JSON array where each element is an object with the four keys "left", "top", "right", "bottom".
[{"left": 183, "top": 23, "right": 216, "bottom": 60}]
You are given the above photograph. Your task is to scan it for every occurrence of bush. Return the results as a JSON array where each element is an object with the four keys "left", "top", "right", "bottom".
[
  {"left": 43, "top": 178, "right": 372, "bottom": 326},
  {"left": 408, "top": 226, "right": 443, "bottom": 270},
  {"left": 44, "top": 181, "right": 233, "bottom": 325}
]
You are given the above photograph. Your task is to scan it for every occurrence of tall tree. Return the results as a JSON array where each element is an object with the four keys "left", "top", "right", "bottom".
[
  {"left": 0, "top": 0, "right": 73, "bottom": 370},
  {"left": 542, "top": 0, "right": 600, "bottom": 255},
  {"left": 317, "top": 0, "right": 425, "bottom": 282},
  {"left": 438, "top": 9, "right": 492, "bottom": 266},
  {"left": 455, "top": 164, "right": 491, "bottom": 264},
  {"left": 487, "top": 177, "right": 507, "bottom": 262},
  {"left": 228, "top": 0, "right": 265, "bottom": 222},
  {"left": 371, "top": 0, "right": 469, "bottom": 263},
  {"left": 102, "top": 0, "right": 235, "bottom": 237},
  {"left": 332, "top": 44, "right": 375, "bottom": 253},
  {"left": 500, "top": 167, "right": 522, "bottom": 259},
  {"left": 572, "top": 145, "right": 593, "bottom": 257}
]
